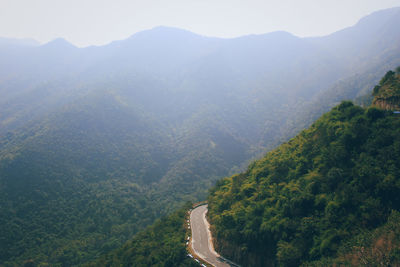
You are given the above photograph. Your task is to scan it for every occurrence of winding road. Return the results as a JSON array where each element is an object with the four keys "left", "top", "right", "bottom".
[{"left": 190, "top": 204, "right": 231, "bottom": 267}]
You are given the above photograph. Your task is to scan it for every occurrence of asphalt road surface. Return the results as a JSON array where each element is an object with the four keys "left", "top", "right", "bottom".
[{"left": 190, "top": 204, "right": 231, "bottom": 267}]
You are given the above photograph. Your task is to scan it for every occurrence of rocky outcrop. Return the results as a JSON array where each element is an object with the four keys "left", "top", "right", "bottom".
[
  {"left": 372, "top": 96, "right": 400, "bottom": 110},
  {"left": 371, "top": 70, "right": 400, "bottom": 110}
]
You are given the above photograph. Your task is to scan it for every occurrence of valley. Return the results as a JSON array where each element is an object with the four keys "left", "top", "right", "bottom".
[{"left": 1, "top": 6, "right": 400, "bottom": 267}]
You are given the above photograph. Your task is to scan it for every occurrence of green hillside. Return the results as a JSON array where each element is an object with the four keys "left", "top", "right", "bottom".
[
  {"left": 208, "top": 97, "right": 400, "bottom": 265},
  {"left": 2, "top": 8, "right": 400, "bottom": 266},
  {"left": 82, "top": 70, "right": 400, "bottom": 267},
  {"left": 0, "top": 89, "right": 245, "bottom": 266},
  {"left": 85, "top": 203, "right": 197, "bottom": 267}
]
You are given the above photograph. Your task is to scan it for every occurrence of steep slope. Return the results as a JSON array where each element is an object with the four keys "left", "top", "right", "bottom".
[
  {"left": 276, "top": 7, "right": 400, "bottom": 147},
  {"left": 280, "top": 61, "right": 400, "bottom": 146},
  {"left": 372, "top": 68, "right": 400, "bottom": 109},
  {"left": 310, "top": 210, "right": 400, "bottom": 266},
  {"left": 307, "top": 7, "right": 400, "bottom": 71},
  {"left": 85, "top": 203, "right": 198, "bottom": 267},
  {"left": 0, "top": 85, "right": 249, "bottom": 266},
  {"left": 0, "top": 92, "right": 169, "bottom": 265},
  {"left": 208, "top": 95, "right": 400, "bottom": 265},
  {"left": 82, "top": 70, "right": 400, "bottom": 267},
  {"left": 2, "top": 7, "right": 400, "bottom": 266}
]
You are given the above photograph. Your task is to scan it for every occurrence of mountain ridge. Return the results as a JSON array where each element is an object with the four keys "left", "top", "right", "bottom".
[
  {"left": 86, "top": 69, "right": 400, "bottom": 267},
  {"left": 1, "top": 7, "right": 400, "bottom": 266}
]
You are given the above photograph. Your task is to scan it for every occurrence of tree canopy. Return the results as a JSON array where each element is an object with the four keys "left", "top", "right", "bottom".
[{"left": 208, "top": 100, "right": 400, "bottom": 266}]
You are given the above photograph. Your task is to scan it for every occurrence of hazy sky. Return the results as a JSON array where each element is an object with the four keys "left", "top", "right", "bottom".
[{"left": 1, "top": 0, "right": 400, "bottom": 47}]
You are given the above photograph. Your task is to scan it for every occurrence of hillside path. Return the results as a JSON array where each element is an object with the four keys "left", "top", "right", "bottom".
[{"left": 190, "top": 204, "right": 232, "bottom": 267}]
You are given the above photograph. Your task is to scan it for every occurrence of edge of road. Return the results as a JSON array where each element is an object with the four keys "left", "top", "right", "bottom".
[
  {"left": 201, "top": 205, "right": 220, "bottom": 259},
  {"left": 187, "top": 202, "right": 213, "bottom": 267},
  {"left": 187, "top": 203, "right": 241, "bottom": 267}
]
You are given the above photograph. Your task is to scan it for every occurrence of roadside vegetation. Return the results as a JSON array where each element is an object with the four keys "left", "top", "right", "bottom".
[
  {"left": 85, "top": 202, "right": 198, "bottom": 267},
  {"left": 207, "top": 70, "right": 400, "bottom": 266}
]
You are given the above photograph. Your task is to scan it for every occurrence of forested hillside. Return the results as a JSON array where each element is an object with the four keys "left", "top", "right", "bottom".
[
  {"left": 0, "top": 90, "right": 242, "bottom": 265},
  {"left": 208, "top": 72, "right": 400, "bottom": 265},
  {"left": 77, "top": 70, "right": 400, "bottom": 267},
  {"left": 1, "top": 7, "right": 400, "bottom": 266},
  {"left": 85, "top": 203, "right": 197, "bottom": 267}
]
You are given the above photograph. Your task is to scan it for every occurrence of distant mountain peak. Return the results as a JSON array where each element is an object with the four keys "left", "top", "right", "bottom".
[
  {"left": 266, "top": 30, "right": 294, "bottom": 36},
  {"left": 150, "top": 25, "right": 191, "bottom": 32},
  {"left": 261, "top": 30, "right": 298, "bottom": 40},
  {"left": 127, "top": 26, "right": 203, "bottom": 41},
  {"left": 42, "top": 38, "right": 76, "bottom": 49}
]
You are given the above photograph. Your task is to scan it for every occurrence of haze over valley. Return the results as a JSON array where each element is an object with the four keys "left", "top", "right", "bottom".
[{"left": 1, "top": 3, "right": 400, "bottom": 266}]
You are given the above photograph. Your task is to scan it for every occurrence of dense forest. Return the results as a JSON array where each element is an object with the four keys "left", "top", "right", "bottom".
[
  {"left": 207, "top": 70, "right": 400, "bottom": 266},
  {"left": 310, "top": 210, "right": 400, "bottom": 266},
  {"left": 85, "top": 203, "right": 198, "bottom": 267},
  {"left": 1, "top": 8, "right": 400, "bottom": 266},
  {"left": 79, "top": 71, "right": 400, "bottom": 267},
  {"left": 0, "top": 91, "right": 244, "bottom": 265}
]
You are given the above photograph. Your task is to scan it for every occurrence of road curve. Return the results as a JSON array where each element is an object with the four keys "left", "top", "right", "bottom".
[{"left": 190, "top": 204, "right": 230, "bottom": 267}]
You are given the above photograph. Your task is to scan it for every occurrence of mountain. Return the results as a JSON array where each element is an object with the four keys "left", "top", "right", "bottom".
[
  {"left": 1, "top": 7, "right": 400, "bottom": 266},
  {"left": 207, "top": 71, "right": 400, "bottom": 266},
  {"left": 85, "top": 202, "right": 198, "bottom": 267},
  {"left": 84, "top": 69, "right": 400, "bottom": 267}
]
